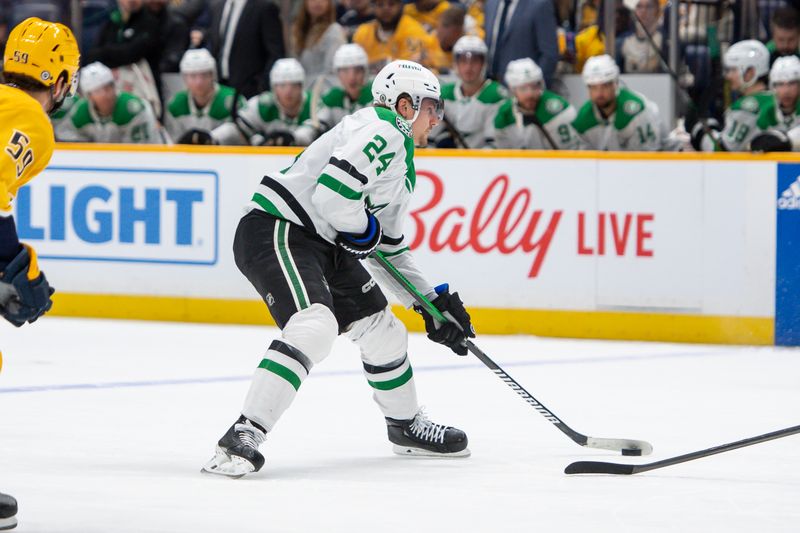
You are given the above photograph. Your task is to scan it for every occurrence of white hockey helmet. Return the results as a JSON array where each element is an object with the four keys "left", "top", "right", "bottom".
[
  {"left": 504, "top": 57, "right": 544, "bottom": 89},
  {"left": 180, "top": 48, "right": 217, "bottom": 77},
  {"left": 582, "top": 54, "right": 620, "bottom": 86},
  {"left": 333, "top": 44, "right": 368, "bottom": 70},
  {"left": 270, "top": 58, "right": 305, "bottom": 86},
  {"left": 80, "top": 61, "right": 114, "bottom": 94},
  {"left": 453, "top": 35, "right": 488, "bottom": 59},
  {"left": 724, "top": 40, "right": 770, "bottom": 90},
  {"left": 770, "top": 55, "right": 800, "bottom": 87},
  {"left": 372, "top": 59, "right": 443, "bottom": 121}
]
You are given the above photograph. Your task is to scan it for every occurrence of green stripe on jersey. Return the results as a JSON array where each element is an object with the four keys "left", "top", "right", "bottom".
[
  {"left": 252, "top": 192, "right": 285, "bottom": 219},
  {"left": 367, "top": 366, "right": 414, "bottom": 390},
  {"left": 318, "top": 173, "right": 363, "bottom": 200},
  {"left": 258, "top": 358, "right": 302, "bottom": 390}
]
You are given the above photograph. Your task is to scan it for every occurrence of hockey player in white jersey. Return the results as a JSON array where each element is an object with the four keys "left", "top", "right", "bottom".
[
  {"left": 164, "top": 49, "right": 246, "bottom": 144},
  {"left": 293, "top": 44, "right": 374, "bottom": 143},
  {"left": 750, "top": 56, "right": 800, "bottom": 151},
  {"left": 59, "top": 62, "right": 161, "bottom": 144},
  {"left": 691, "top": 40, "right": 773, "bottom": 152},
  {"left": 429, "top": 36, "right": 507, "bottom": 148},
  {"left": 493, "top": 58, "right": 582, "bottom": 150},
  {"left": 572, "top": 54, "right": 672, "bottom": 151},
  {"left": 212, "top": 58, "right": 313, "bottom": 146},
  {"left": 202, "top": 60, "right": 474, "bottom": 478}
]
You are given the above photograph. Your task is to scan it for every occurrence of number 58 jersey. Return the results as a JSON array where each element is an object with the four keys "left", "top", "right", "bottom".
[{"left": 0, "top": 84, "right": 55, "bottom": 216}]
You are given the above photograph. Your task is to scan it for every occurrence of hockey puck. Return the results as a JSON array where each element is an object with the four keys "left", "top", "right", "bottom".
[{"left": 621, "top": 448, "right": 642, "bottom": 456}]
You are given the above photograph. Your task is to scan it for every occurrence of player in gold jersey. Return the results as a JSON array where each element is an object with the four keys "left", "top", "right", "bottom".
[{"left": 0, "top": 17, "right": 80, "bottom": 531}]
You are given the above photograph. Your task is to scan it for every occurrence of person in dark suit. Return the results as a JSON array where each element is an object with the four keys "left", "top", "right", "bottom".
[
  {"left": 484, "top": 0, "right": 559, "bottom": 86},
  {"left": 207, "top": 0, "right": 286, "bottom": 99}
]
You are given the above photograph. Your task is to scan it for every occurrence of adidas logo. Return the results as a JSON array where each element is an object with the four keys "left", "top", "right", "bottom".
[{"left": 778, "top": 177, "right": 800, "bottom": 210}]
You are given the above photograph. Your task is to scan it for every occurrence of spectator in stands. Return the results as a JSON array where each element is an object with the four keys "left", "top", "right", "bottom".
[
  {"left": 484, "top": 0, "right": 559, "bottom": 85},
  {"left": 573, "top": 54, "right": 672, "bottom": 150},
  {"left": 353, "top": 0, "right": 437, "bottom": 72},
  {"left": 146, "top": 0, "right": 191, "bottom": 74},
  {"left": 767, "top": 6, "right": 800, "bottom": 65},
  {"left": 212, "top": 58, "right": 313, "bottom": 146},
  {"left": 207, "top": 0, "right": 286, "bottom": 99},
  {"left": 494, "top": 58, "right": 582, "bottom": 150},
  {"left": 574, "top": 0, "right": 630, "bottom": 73},
  {"left": 339, "top": 0, "right": 375, "bottom": 41},
  {"left": 691, "top": 41, "right": 774, "bottom": 152},
  {"left": 293, "top": 43, "right": 373, "bottom": 142},
  {"left": 293, "top": 0, "right": 347, "bottom": 92},
  {"left": 83, "top": 0, "right": 162, "bottom": 115},
  {"left": 60, "top": 62, "right": 162, "bottom": 143},
  {"left": 430, "top": 36, "right": 507, "bottom": 148},
  {"left": 404, "top": 0, "right": 451, "bottom": 33},
  {"left": 616, "top": 0, "right": 664, "bottom": 73},
  {"left": 164, "top": 49, "right": 246, "bottom": 144},
  {"left": 429, "top": 5, "right": 467, "bottom": 74}
]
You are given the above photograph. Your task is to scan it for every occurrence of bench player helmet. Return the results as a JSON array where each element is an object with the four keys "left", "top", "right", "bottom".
[
  {"left": 80, "top": 62, "right": 115, "bottom": 95},
  {"left": 582, "top": 54, "right": 620, "bottom": 86},
  {"left": 270, "top": 58, "right": 306, "bottom": 87},
  {"left": 372, "top": 60, "right": 443, "bottom": 122},
  {"left": 770, "top": 55, "right": 800, "bottom": 87},
  {"left": 333, "top": 44, "right": 368, "bottom": 71},
  {"left": 724, "top": 40, "right": 770, "bottom": 91},
  {"left": 3, "top": 17, "right": 81, "bottom": 97},
  {"left": 180, "top": 48, "right": 217, "bottom": 78},
  {"left": 504, "top": 58, "right": 544, "bottom": 89}
]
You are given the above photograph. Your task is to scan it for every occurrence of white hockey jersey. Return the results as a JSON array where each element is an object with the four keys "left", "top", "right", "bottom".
[
  {"left": 212, "top": 91, "right": 313, "bottom": 146},
  {"left": 58, "top": 92, "right": 161, "bottom": 144},
  {"left": 247, "top": 105, "right": 434, "bottom": 305},
  {"left": 164, "top": 84, "right": 245, "bottom": 141},
  {"left": 429, "top": 79, "right": 507, "bottom": 148},
  {"left": 493, "top": 91, "right": 582, "bottom": 150}
]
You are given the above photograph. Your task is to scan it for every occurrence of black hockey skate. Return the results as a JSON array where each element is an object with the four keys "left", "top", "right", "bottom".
[
  {"left": 386, "top": 409, "right": 470, "bottom": 457},
  {"left": 201, "top": 416, "right": 267, "bottom": 478},
  {"left": 0, "top": 492, "right": 17, "bottom": 531}
]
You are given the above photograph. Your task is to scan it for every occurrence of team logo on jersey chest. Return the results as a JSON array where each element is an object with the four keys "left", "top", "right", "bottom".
[
  {"left": 545, "top": 99, "right": 563, "bottom": 114},
  {"left": 623, "top": 100, "right": 642, "bottom": 115},
  {"left": 740, "top": 97, "right": 758, "bottom": 112}
]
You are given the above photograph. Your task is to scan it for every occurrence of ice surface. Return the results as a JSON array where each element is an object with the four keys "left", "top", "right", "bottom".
[{"left": 1, "top": 317, "right": 799, "bottom": 532}]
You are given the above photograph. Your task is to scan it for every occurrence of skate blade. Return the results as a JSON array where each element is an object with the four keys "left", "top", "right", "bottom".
[
  {"left": 392, "top": 444, "right": 471, "bottom": 458},
  {"left": 200, "top": 447, "right": 257, "bottom": 479},
  {"left": 0, "top": 516, "right": 17, "bottom": 531}
]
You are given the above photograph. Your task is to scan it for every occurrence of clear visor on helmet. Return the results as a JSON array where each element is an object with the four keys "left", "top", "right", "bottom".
[{"left": 418, "top": 97, "right": 444, "bottom": 121}]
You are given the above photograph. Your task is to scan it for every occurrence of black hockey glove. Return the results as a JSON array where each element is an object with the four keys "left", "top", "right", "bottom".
[
  {"left": 0, "top": 245, "right": 54, "bottom": 327},
  {"left": 690, "top": 118, "right": 721, "bottom": 151},
  {"left": 335, "top": 211, "right": 382, "bottom": 259},
  {"left": 415, "top": 284, "right": 475, "bottom": 356},
  {"left": 176, "top": 128, "right": 216, "bottom": 145},
  {"left": 750, "top": 130, "right": 792, "bottom": 152},
  {"left": 261, "top": 130, "right": 296, "bottom": 147}
]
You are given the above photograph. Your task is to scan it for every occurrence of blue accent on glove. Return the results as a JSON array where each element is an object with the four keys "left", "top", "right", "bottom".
[
  {"left": 335, "top": 210, "right": 383, "bottom": 259},
  {"left": 346, "top": 213, "right": 379, "bottom": 244},
  {"left": 433, "top": 283, "right": 449, "bottom": 295},
  {"left": 0, "top": 246, "right": 54, "bottom": 327}
]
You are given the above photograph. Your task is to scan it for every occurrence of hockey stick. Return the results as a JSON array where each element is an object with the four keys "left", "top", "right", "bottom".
[
  {"left": 565, "top": 423, "right": 800, "bottom": 475},
  {"left": 371, "top": 250, "right": 653, "bottom": 455}
]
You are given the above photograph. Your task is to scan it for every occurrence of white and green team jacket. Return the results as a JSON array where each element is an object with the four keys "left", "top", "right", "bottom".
[
  {"left": 572, "top": 87, "right": 671, "bottom": 151},
  {"left": 701, "top": 92, "right": 800, "bottom": 151},
  {"left": 164, "top": 84, "right": 245, "bottom": 141},
  {"left": 429, "top": 80, "right": 507, "bottom": 148},
  {"left": 493, "top": 90, "right": 582, "bottom": 150},
  {"left": 58, "top": 92, "right": 161, "bottom": 144},
  {"left": 293, "top": 82, "right": 374, "bottom": 144},
  {"left": 212, "top": 90, "right": 313, "bottom": 146},
  {"left": 247, "top": 105, "right": 434, "bottom": 306}
]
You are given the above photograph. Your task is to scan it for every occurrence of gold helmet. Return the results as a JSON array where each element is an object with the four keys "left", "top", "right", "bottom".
[{"left": 3, "top": 17, "right": 81, "bottom": 96}]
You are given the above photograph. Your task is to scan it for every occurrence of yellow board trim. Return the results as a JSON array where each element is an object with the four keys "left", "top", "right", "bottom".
[
  {"left": 54, "top": 142, "right": 800, "bottom": 162},
  {"left": 48, "top": 293, "right": 773, "bottom": 346}
]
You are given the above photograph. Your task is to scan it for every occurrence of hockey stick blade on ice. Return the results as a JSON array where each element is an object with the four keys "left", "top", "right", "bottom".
[
  {"left": 565, "top": 424, "right": 800, "bottom": 475},
  {"left": 371, "top": 251, "right": 653, "bottom": 456}
]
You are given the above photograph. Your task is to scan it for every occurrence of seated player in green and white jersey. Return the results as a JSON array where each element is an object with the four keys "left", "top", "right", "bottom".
[
  {"left": 493, "top": 57, "right": 582, "bottom": 150},
  {"left": 429, "top": 35, "right": 507, "bottom": 148},
  {"left": 212, "top": 58, "right": 313, "bottom": 146},
  {"left": 58, "top": 62, "right": 162, "bottom": 144},
  {"left": 750, "top": 56, "right": 800, "bottom": 152},
  {"left": 293, "top": 44, "right": 374, "bottom": 143},
  {"left": 572, "top": 54, "right": 672, "bottom": 151},
  {"left": 164, "top": 49, "right": 246, "bottom": 145},
  {"left": 691, "top": 40, "right": 774, "bottom": 152}
]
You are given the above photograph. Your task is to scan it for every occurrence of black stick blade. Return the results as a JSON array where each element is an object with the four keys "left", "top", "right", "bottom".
[{"left": 564, "top": 461, "right": 637, "bottom": 475}]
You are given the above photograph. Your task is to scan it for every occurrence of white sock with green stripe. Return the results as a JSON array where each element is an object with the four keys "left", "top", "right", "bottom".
[
  {"left": 242, "top": 340, "right": 314, "bottom": 431},
  {"left": 363, "top": 355, "right": 419, "bottom": 420}
]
